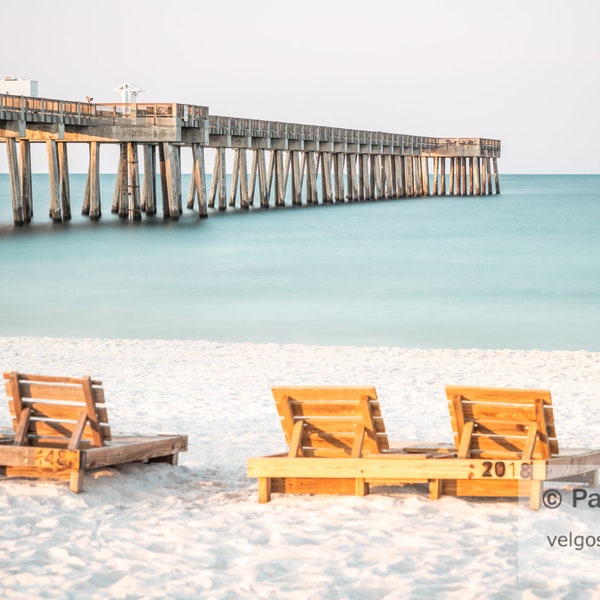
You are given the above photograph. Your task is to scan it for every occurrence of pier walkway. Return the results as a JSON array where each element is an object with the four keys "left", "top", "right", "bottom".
[{"left": 0, "top": 94, "right": 501, "bottom": 225}]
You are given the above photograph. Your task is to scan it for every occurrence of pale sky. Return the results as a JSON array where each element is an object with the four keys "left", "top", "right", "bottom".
[{"left": 1, "top": 0, "right": 598, "bottom": 174}]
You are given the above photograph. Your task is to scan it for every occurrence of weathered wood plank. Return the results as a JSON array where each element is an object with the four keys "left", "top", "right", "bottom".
[
  {"left": 82, "top": 435, "right": 188, "bottom": 468},
  {"left": 19, "top": 139, "right": 33, "bottom": 222},
  {"left": 57, "top": 142, "right": 71, "bottom": 221},
  {"left": 46, "top": 140, "right": 62, "bottom": 222},
  {"left": 142, "top": 144, "right": 157, "bottom": 215},
  {"left": 6, "top": 380, "right": 105, "bottom": 402},
  {"left": 7, "top": 137, "right": 25, "bottom": 225}
]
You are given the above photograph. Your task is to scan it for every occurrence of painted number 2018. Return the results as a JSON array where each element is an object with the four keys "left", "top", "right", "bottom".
[{"left": 481, "top": 461, "right": 532, "bottom": 479}]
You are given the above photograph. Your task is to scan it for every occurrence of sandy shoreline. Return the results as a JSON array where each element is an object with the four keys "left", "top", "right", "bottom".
[{"left": 1, "top": 336, "right": 600, "bottom": 598}]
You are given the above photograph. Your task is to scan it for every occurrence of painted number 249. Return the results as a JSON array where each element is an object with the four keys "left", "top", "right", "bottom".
[{"left": 481, "top": 461, "right": 532, "bottom": 479}]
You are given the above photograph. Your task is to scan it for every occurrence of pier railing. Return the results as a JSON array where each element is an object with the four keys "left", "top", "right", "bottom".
[
  {"left": 208, "top": 114, "right": 449, "bottom": 150},
  {"left": 0, "top": 93, "right": 95, "bottom": 124},
  {"left": 0, "top": 94, "right": 209, "bottom": 127},
  {"left": 94, "top": 102, "right": 208, "bottom": 126},
  {"left": 1, "top": 93, "right": 499, "bottom": 157}
]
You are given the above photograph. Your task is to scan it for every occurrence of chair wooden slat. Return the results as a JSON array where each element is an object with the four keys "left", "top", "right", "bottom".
[
  {"left": 446, "top": 386, "right": 553, "bottom": 405},
  {"left": 19, "top": 420, "right": 112, "bottom": 442},
  {"left": 288, "top": 401, "right": 383, "bottom": 418},
  {"left": 5, "top": 381, "right": 105, "bottom": 403},
  {"left": 8, "top": 400, "right": 109, "bottom": 424}
]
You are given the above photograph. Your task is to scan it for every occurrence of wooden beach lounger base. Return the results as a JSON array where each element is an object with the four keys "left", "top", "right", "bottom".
[
  {"left": 0, "top": 434, "right": 188, "bottom": 492},
  {"left": 249, "top": 449, "right": 600, "bottom": 508},
  {"left": 1, "top": 372, "right": 188, "bottom": 492}
]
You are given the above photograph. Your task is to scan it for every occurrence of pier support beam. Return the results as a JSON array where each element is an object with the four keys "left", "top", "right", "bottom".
[
  {"left": 187, "top": 143, "right": 207, "bottom": 217},
  {"left": 142, "top": 144, "right": 157, "bottom": 216},
  {"left": 163, "top": 142, "right": 182, "bottom": 219},
  {"left": 158, "top": 143, "right": 170, "bottom": 216},
  {"left": 82, "top": 141, "right": 102, "bottom": 220},
  {"left": 481, "top": 157, "right": 488, "bottom": 195},
  {"left": 6, "top": 138, "right": 24, "bottom": 225},
  {"left": 291, "top": 150, "right": 303, "bottom": 206},
  {"left": 256, "top": 149, "right": 269, "bottom": 208},
  {"left": 127, "top": 143, "right": 142, "bottom": 220},
  {"left": 305, "top": 151, "right": 318, "bottom": 205},
  {"left": 248, "top": 149, "right": 258, "bottom": 207},
  {"left": 46, "top": 140, "right": 62, "bottom": 223},
  {"left": 485, "top": 157, "right": 493, "bottom": 195},
  {"left": 383, "top": 155, "right": 394, "bottom": 199},
  {"left": 394, "top": 154, "right": 405, "bottom": 198},
  {"left": 113, "top": 143, "right": 128, "bottom": 218},
  {"left": 473, "top": 158, "right": 481, "bottom": 196},
  {"left": 57, "top": 143, "right": 71, "bottom": 221},
  {"left": 468, "top": 158, "right": 474, "bottom": 196},
  {"left": 229, "top": 148, "right": 249, "bottom": 209},
  {"left": 414, "top": 156, "right": 423, "bottom": 197},
  {"left": 271, "top": 150, "right": 286, "bottom": 207},
  {"left": 493, "top": 157, "right": 501, "bottom": 194},
  {"left": 208, "top": 148, "right": 227, "bottom": 211},
  {"left": 359, "top": 154, "right": 371, "bottom": 200},
  {"left": 333, "top": 154, "right": 344, "bottom": 203},
  {"left": 347, "top": 154, "right": 358, "bottom": 201},
  {"left": 320, "top": 152, "right": 333, "bottom": 203},
  {"left": 403, "top": 157, "right": 412, "bottom": 197},
  {"left": 440, "top": 157, "right": 446, "bottom": 195},
  {"left": 370, "top": 155, "right": 382, "bottom": 200},
  {"left": 19, "top": 140, "right": 33, "bottom": 222}
]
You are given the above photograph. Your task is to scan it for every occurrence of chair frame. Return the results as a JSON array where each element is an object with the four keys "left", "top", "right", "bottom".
[
  {"left": 248, "top": 386, "right": 450, "bottom": 503},
  {"left": 428, "top": 385, "right": 600, "bottom": 508},
  {"left": 1, "top": 372, "right": 188, "bottom": 492}
]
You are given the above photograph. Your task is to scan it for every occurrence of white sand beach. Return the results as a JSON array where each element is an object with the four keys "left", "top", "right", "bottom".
[{"left": 1, "top": 336, "right": 600, "bottom": 598}]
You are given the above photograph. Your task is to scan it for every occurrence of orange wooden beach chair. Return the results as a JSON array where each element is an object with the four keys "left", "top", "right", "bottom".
[
  {"left": 247, "top": 386, "right": 452, "bottom": 502},
  {"left": 0, "top": 372, "right": 188, "bottom": 492},
  {"left": 429, "top": 385, "right": 600, "bottom": 508},
  {"left": 248, "top": 385, "right": 600, "bottom": 509}
]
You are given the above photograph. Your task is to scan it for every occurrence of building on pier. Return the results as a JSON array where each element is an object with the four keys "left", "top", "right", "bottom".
[{"left": 1, "top": 77, "right": 38, "bottom": 98}]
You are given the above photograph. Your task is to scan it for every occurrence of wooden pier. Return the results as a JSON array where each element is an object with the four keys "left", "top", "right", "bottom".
[{"left": 0, "top": 94, "right": 501, "bottom": 225}]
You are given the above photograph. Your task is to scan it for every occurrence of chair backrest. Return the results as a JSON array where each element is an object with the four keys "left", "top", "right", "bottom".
[
  {"left": 271, "top": 386, "right": 389, "bottom": 457},
  {"left": 4, "top": 372, "right": 111, "bottom": 448},
  {"left": 446, "top": 385, "right": 558, "bottom": 460}
]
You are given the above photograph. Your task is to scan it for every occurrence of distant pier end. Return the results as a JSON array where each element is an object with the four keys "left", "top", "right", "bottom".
[{"left": 0, "top": 94, "right": 501, "bottom": 226}]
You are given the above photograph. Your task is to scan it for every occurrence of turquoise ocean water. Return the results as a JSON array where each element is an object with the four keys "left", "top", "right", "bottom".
[{"left": 0, "top": 173, "right": 598, "bottom": 351}]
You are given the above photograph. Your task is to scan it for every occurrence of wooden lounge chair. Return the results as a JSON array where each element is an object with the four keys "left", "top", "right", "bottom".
[
  {"left": 0, "top": 372, "right": 188, "bottom": 492},
  {"left": 431, "top": 385, "right": 600, "bottom": 509},
  {"left": 247, "top": 386, "right": 449, "bottom": 502}
]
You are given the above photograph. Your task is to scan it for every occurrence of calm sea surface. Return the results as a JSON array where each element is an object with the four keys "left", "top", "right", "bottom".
[{"left": 0, "top": 173, "right": 598, "bottom": 350}]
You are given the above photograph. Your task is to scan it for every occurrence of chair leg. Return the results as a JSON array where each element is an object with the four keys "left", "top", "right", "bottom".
[
  {"left": 581, "top": 470, "right": 599, "bottom": 487},
  {"left": 258, "top": 478, "right": 271, "bottom": 503},
  {"left": 355, "top": 478, "right": 368, "bottom": 497},
  {"left": 530, "top": 481, "right": 543, "bottom": 510},
  {"left": 69, "top": 468, "right": 84, "bottom": 493},
  {"left": 429, "top": 479, "right": 442, "bottom": 500},
  {"left": 148, "top": 453, "right": 179, "bottom": 465}
]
